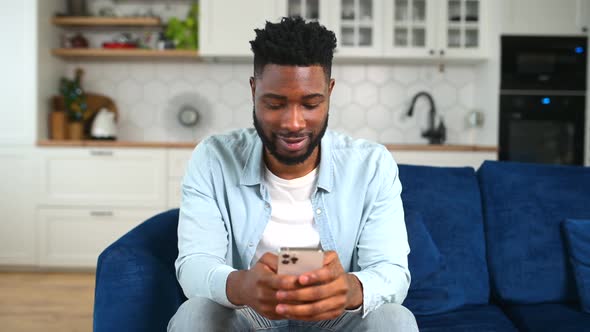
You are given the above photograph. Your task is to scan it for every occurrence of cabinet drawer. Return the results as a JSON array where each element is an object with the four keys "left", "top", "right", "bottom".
[
  {"left": 37, "top": 208, "right": 160, "bottom": 268},
  {"left": 39, "top": 148, "right": 166, "bottom": 207},
  {"left": 168, "top": 148, "right": 193, "bottom": 178}
]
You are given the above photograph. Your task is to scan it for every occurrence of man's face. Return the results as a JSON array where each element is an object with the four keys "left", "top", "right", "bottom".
[{"left": 251, "top": 64, "right": 335, "bottom": 166}]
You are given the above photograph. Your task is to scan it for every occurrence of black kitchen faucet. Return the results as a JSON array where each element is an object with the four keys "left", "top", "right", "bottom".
[{"left": 406, "top": 91, "right": 447, "bottom": 145}]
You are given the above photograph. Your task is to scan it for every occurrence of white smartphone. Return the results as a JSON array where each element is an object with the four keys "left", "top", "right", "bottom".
[{"left": 277, "top": 247, "right": 324, "bottom": 275}]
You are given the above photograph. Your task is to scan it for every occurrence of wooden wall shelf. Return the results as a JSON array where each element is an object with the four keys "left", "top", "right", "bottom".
[
  {"left": 51, "top": 48, "right": 199, "bottom": 58},
  {"left": 52, "top": 16, "right": 162, "bottom": 26}
]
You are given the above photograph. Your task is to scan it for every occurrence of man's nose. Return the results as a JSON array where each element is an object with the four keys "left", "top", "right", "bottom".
[{"left": 281, "top": 105, "right": 305, "bottom": 131}]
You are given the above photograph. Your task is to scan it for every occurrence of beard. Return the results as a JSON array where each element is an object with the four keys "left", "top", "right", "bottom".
[{"left": 252, "top": 107, "right": 328, "bottom": 166}]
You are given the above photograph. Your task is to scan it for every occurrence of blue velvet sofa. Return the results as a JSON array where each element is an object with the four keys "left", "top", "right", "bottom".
[{"left": 93, "top": 160, "right": 590, "bottom": 331}]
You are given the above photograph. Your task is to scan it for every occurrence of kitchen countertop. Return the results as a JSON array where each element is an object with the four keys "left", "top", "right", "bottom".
[{"left": 37, "top": 139, "right": 498, "bottom": 152}]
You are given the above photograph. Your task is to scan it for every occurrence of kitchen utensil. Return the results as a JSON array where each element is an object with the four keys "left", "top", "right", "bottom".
[
  {"left": 50, "top": 111, "right": 68, "bottom": 140},
  {"left": 91, "top": 108, "right": 117, "bottom": 140}
]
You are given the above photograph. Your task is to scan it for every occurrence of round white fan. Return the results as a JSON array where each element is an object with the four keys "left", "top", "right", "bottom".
[{"left": 163, "top": 92, "right": 213, "bottom": 142}]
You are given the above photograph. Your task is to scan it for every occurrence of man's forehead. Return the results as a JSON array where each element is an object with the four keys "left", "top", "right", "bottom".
[{"left": 257, "top": 64, "right": 327, "bottom": 80}]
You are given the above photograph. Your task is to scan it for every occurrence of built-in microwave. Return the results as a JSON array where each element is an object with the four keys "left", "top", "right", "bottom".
[{"left": 501, "top": 36, "right": 587, "bottom": 91}]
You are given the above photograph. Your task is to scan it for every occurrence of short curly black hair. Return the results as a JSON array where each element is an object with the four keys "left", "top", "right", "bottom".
[{"left": 250, "top": 16, "right": 337, "bottom": 81}]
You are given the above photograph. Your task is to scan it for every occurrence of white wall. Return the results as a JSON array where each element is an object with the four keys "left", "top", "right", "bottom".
[
  {"left": 62, "top": 61, "right": 488, "bottom": 145},
  {"left": 0, "top": 1, "right": 37, "bottom": 145}
]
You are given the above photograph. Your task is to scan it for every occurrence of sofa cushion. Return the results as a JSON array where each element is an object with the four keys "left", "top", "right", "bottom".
[
  {"left": 502, "top": 303, "right": 590, "bottom": 332},
  {"left": 405, "top": 210, "right": 443, "bottom": 284},
  {"left": 94, "top": 209, "right": 185, "bottom": 332},
  {"left": 415, "top": 305, "right": 518, "bottom": 332},
  {"left": 562, "top": 219, "right": 590, "bottom": 313},
  {"left": 478, "top": 161, "right": 590, "bottom": 304},
  {"left": 398, "top": 164, "right": 489, "bottom": 315}
]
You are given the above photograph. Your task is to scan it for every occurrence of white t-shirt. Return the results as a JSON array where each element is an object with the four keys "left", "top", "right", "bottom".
[{"left": 251, "top": 167, "right": 321, "bottom": 266}]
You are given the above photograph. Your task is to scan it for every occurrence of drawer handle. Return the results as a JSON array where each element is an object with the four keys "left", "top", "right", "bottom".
[
  {"left": 90, "top": 150, "right": 114, "bottom": 157},
  {"left": 90, "top": 211, "right": 114, "bottom": 217}
]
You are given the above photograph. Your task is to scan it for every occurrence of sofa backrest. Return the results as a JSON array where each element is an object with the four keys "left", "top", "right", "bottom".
[
  {"left": 477, "top": 161, "right": 590, "bottom": 304},
  {"left": 399, "top": 164, "right": 490, "bottom": 315}
]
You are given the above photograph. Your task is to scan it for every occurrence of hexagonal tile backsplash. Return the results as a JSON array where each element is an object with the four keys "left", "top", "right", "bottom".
[{"left": 67, "top": 61, "right": 479, "bottom": 144}]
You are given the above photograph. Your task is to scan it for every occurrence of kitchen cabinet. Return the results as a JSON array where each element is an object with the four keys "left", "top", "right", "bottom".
[
  {"left": 384, "top": 0, "right": 488, "bottom": 60},
  {"left": 38, "top": 148, "right": 166, "bottom": 207},
  {"left": 277, "top": 0, "right": 331, "bottom": 23},
  {"left": 36, "top": 147, "right": 167, "bottom": 268},
  {"left": 328, "top": 0, "right": 385, "bottom": 56},
  {"left": 199, "top": 0, "right": 283, "bottom": 57},
  {"left": 502, "top": 0, "right": 589, "bottom": 36},
  {"left": 37, "top": 207, "right": 159, "bottom": 267},
  {"left": 167, "top": 148, "right": 193, "bottom": 208},
  {"left": 0, "top": 148, "right": 37, "bottom": 266}
]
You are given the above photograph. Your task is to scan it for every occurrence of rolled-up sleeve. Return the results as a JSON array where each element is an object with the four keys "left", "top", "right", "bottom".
[
  {"left": 351, "top": 149, "right": 411, "bottom": 318},
  {"left": 174, "top": 142, "right": 240, "bottom": 308}
]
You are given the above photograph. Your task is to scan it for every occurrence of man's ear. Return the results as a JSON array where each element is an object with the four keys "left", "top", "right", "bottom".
[
  {"left": 328, "top": 78, "right": 335, "bottom": 96},
  {"left": 249, "top": 77, "right": 256, "bottom": 102}
]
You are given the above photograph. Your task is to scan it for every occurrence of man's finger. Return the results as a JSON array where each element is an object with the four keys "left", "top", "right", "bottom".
[
  {"left": 276, "top": 281, "right": 344, "bottom": 302},
  {"left": 322, "top": 250, "right": 339, "bottom": 266},
  {"left": 258, "top": 252, "right": 279, "bottom": 272},
  {"left": 265, "top": 273, "right": 299, "bottom": 290},
  {"left": 276, "top": 296, "right": 346, "bottom": 319},
  {"left": 299, "top": 264, "right": 342, "bottom": 286}
]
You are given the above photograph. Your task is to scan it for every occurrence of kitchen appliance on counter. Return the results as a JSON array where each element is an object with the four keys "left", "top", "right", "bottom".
[
  {"left": 91, "top": 108, "right": 117, "bottom": 140},
  {"left": 499, "top": 36, "right": 587, "bottom": 165}
]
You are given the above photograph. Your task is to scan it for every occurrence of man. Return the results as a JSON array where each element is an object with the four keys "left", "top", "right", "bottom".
[{"left": 168, "top": 17, "right": 417, "bottom": 331}]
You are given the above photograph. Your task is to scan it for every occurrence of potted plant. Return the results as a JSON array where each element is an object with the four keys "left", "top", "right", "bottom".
[{"left": 59, "top": 68, "right": 88, "bottom": 140}]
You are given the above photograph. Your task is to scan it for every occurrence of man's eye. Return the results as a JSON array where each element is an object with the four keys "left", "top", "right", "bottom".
[
  {"left": 303, "top": 104, "right": 320, "bottom": 110},
  {"left": 266, "top": 104, "right": 283, "bottom": 110}
]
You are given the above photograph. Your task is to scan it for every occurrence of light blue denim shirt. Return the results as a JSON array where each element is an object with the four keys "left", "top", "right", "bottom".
[{"left": 176, "top": 128, "right": 410, "bottom": 317}]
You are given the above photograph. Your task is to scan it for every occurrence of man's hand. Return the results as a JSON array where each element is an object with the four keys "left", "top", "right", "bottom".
[
  {"left": 226, "top": 252, "right": 298, "bottom": 320},
  {"left": 273, "top": 250, "right": 363, "bottom": 321}
]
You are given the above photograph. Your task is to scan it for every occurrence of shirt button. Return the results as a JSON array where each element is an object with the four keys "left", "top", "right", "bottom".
[
  {"left": 265, "top": 203, "right": 270, "bottom": 209},
  {"left": 248, "top": 243, "right": 254, "bottom": 247},
  {"left": 316, "top": 208, "right": 322, "bottom": 215}
]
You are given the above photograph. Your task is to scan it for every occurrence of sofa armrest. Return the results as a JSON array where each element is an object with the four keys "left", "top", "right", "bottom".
[{"left": 93, "top": 209, "right": 185, "bottom": 332}]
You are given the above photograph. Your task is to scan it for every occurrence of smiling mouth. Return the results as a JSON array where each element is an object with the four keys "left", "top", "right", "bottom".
[{"left": 277, "top": 135, "right": 308, "bottom": 152}]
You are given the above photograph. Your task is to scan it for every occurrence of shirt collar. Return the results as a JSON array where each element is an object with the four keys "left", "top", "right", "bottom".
[{"left": 239, "top": 130, "right": 333, "bottom": 193}]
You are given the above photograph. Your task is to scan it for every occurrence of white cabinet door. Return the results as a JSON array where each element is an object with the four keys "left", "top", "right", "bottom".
[
  {"left": 439, "top": 0, "right": 488, "bottom": 60},
  {"left": 167, "top": 149, "right": 193, "bottom": 208},
  {"left": 382, "top": 0, "right": 489, "bottom": 60},
  {"left": 0, "top": 148, "right": 36, "bottom": 265},
  {"left": 277, "top": 0, "right": 331, "bottom": 25},
  {"left": 502, "top": 0, "right": 589, "bottom": 36},
  {"left": 199, "top": 0, "right": 282, "bottom": 57},
  {"left": 0, "top": 1, "right": 36, "bottom": 145},
  {"left": 330, "top": 0, "right": 384, "bottom": 57},
  {"left": 37, "top": 208, "right": 160, "bottom": 268},
  {"left": 384, "top": 0, "right": 438, "bottom": 58},
  {"left": 38, "top": 148, "right": 166, "bottom": 207}
]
